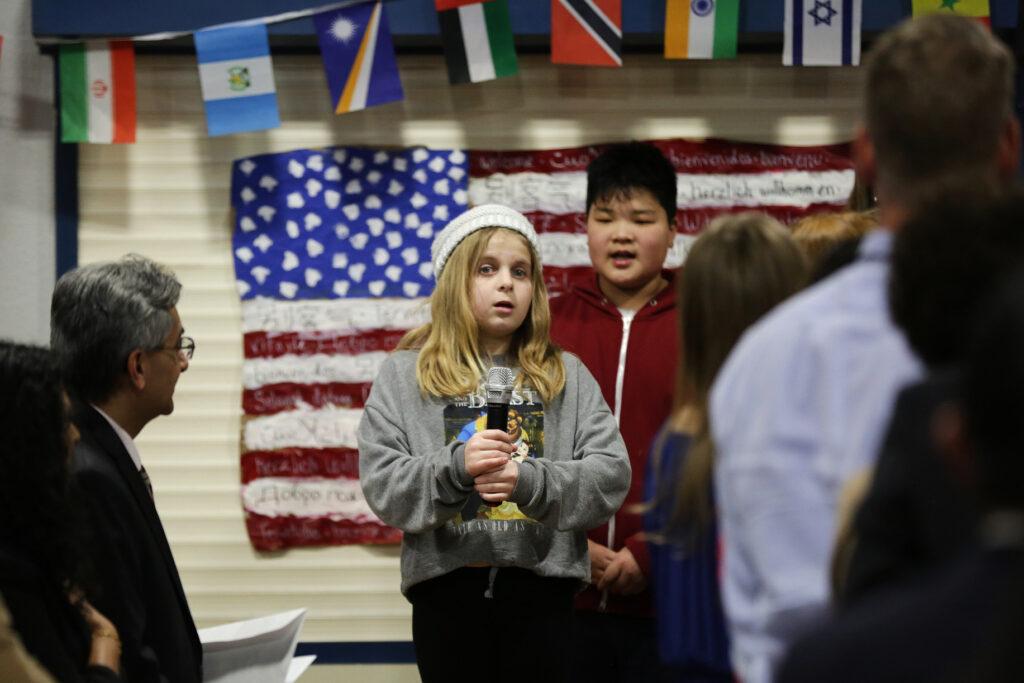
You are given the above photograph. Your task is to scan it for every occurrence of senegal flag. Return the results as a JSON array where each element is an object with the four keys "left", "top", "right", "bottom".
[{"left": 911, "top": 0, "right": 990, "bottom": 26}]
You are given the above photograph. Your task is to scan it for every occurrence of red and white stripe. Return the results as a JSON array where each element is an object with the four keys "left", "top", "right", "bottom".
[
  {"left": 470, "top": 138, "right": 855, "bottom": 295},
  {"left": 241, "top": 297, "right": 430, "bottom": 550}
]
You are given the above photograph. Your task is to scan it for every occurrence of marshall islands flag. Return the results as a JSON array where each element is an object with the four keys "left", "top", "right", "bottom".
[
  {"left": 314, "top": 1, "right": 403, "bottom": 114},
  {"left": 784, "top": 0, "right": 862, "bottom": 66},
  {"left": 195, "top": 24, "right": 280, "bottom": 136},
  {"left": 664, "top": 0, "right": 739, "bottom": 59},
  {"left": 59, "top": 41, "right": 136, "bottom": 144}
]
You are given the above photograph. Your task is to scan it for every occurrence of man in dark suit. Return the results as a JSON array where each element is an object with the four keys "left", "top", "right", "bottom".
[
  {"left": 837, "top": 191, "right": 1024, "bottom": 606},
  {"left": 839, "top": 372, "right": 974, "bottom": 603},
  {"left": 780, "top": 265, "right": 1024, "bottom": 682},
  {"left": 50, "top": 254, "right": 202, "bottom": 683}
]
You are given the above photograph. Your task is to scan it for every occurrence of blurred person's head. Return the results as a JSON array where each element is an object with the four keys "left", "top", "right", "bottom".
[
  {"left": 0, "top": 341, "right": 85, "bottom": 591},
  {"left": 957, "top": 269, "right": 1024, "bottom": 682},
  {"left": 890, "top": 189, "right": 1024, "bottom": 370},
  {"left": 857, "top": 14, "right": 1018, "bottom": 223},
  {"left": 663, "top": 212, "right": 808, "bottom": 536},
  {"left": 791, "top": 210, "right": 878, "bottom": 275},
  {"left": 681, "top": 213, "right": 808, "bottom": 408},
  {"left": 845, "top": 175, "right": 877, "bottom": 212},
  {"left": 963, "top": 269, "right": 1024, "bottom": 512},
  {"left": 50, "top": 254, "right": 189, "bottom": 432}
]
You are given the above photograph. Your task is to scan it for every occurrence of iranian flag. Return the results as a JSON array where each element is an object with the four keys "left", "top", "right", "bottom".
[{"left": 59, "top": 41, "right": 136, "bottom": 144}]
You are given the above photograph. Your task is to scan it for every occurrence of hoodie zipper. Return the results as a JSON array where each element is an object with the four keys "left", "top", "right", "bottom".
[{"left": 600, "top": 308, "right": 635, "bottom": 611}]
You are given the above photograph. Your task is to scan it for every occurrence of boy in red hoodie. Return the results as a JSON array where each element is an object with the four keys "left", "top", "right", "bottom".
[{"left": 551, "top": 142, "right": 679, "bottom": 681}]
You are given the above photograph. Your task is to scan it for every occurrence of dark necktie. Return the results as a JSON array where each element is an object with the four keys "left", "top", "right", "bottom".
[{"left": 139, "top": 465, "right": 154, "bottom": 500}]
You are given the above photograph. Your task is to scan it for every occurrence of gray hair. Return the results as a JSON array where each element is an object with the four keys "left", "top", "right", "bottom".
[
  {"left": 865, "top": 13, "right": 1015, "bottom": 207},
  {"left": 50, "top": 254, "right": 181, "bottom": 403}
]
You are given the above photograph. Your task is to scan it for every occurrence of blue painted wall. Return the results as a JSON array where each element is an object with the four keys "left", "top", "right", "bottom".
[{"left": 33, "top": 0, "right": 1018, "bottom": 39}]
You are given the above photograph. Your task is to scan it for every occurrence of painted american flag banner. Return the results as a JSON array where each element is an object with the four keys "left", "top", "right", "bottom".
[
  {"left": 231, "top": 138, "right": 855, "bottom": 551},
  {"left": 471, "top": 138, "right": 856, "bottom": 296}
]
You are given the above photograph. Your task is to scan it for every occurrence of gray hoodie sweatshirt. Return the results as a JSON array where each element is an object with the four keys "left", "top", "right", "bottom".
[{"left": 358, "top": 350, "right": 630, "bottom": 594}]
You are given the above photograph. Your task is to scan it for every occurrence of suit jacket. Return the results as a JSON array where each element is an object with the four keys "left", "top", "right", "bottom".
[
  {"left": 0, "top": 545, "right": 119, "bottom": 682},
  {"left": 72, "top": 406, "right": 202, "bottom": 683},
  {"left": 779, "top": 545, "right": 1024, "bottom": 683},
  {"left": 841, "top": 375, "right": 977, "bottom": 606}
]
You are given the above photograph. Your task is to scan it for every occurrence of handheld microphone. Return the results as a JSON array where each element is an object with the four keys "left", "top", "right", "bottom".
[
  {"left": 485, "top": 366, "right": 514, "bottom": 431},
  {"left": 482, "top": 366, "right": 514, "bottom": 507}
]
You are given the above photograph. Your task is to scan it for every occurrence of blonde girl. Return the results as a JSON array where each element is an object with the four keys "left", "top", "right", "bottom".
[{"left": 358, "top": 204, "right": 629, "bottom": 683}]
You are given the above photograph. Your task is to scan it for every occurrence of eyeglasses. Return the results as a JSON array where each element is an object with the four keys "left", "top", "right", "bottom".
[{"left": 157, "top": 336, "right": 195, "bottom": 360}]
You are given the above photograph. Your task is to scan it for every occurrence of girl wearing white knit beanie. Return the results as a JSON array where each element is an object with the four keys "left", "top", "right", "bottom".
[{"left": 357, "top": 204, "right": 630, "bottom": 682}]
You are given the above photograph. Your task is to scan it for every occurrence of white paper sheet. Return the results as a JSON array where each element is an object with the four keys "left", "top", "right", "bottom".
[
  {"left": 286, "top": 655, "right": 317, "bottom": 683},
  {"left": 200, "top": 608, "right": 308, "bottom": 683}
]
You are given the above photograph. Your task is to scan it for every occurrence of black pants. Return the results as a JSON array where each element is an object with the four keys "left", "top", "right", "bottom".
[
  {"left": 408, "top": 567, "right": 578, "bottom": 683},
  {"left": 569, "top": 610, "right": 661, "bottom": 683}
]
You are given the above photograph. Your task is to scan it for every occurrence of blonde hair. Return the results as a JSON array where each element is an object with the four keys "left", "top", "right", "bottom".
[
  {"left": 397, "top": 227, "right": 565, "bottom": 402},
  {"left": 655, "top": 213, "right": 808, "bottom": 540},
  {"left": 791, "top": 210, "right": 878, "bottom": 268}
]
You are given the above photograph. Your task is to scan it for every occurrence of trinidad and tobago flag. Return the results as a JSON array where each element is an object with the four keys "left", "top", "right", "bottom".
[{"left": 551, "top": 0, "right": 622, "bottom": 67}]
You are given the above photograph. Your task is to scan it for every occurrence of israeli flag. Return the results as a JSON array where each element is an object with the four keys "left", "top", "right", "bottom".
[
  {"left": 784, "top": 0, "right": 861, "bottom": 66},
  {"left": 195, "top": 24, "right": 281, "bottom": 136}
]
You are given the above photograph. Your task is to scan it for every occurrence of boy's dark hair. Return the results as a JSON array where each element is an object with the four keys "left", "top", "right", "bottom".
[
  {"left": 585, "top": 141, "right": 677, "bottom": 224},
  {"left": 889, "top": 188, "right": 1024, "bottom": 369}
]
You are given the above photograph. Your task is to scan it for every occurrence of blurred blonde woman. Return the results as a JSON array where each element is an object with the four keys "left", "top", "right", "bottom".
[
  {"left": 643, "top": 213, "right": 808, "bottom": 680},
  {"left": 791, "top": 210, "right": 878, "bottom": 281}
]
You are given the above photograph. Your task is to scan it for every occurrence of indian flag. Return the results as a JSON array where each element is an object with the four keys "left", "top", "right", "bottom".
[
  {"left": 665, "top": 0, "right": 739, "bottom": 59},
  {"left": 59, "top": 41, "right": 136, "bottom": 144},
  {"left": 912, "top": 0, "right": 990, "bottom": 25}
]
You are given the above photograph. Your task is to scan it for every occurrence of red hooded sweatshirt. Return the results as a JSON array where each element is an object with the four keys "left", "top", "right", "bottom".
[{"left": 550, "top": 271, "right": 679, "bottom": 618}]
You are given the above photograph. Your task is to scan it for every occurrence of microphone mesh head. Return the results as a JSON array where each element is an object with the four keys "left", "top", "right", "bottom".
[{"left": 485, "top": 366, "right": 514, "bottom": 403}]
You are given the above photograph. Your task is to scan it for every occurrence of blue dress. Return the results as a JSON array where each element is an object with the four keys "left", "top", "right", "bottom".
[{"left": 643, "top": 428, "right": 733, "bottom": 682}]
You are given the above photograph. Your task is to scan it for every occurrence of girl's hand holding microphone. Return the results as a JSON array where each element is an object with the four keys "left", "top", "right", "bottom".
[{"left": 464, "top": 429, "right": 519, "bottom": 503}]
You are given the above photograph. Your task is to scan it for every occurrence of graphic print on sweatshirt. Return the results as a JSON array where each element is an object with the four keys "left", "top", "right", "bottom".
[{"left": 444, "top": 378, "right": 544, "bottom": 526}]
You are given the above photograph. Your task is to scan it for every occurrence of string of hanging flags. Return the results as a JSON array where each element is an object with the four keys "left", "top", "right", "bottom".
[{"left": 56, "top": 0, "right": 994, "bottom": 143}]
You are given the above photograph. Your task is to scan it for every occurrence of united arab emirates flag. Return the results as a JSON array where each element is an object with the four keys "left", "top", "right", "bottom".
[
  {"left": 59, "top": 41, "right": 136, "bottom": 144},
  {"left": 438, "top": 0, "right": 518, "bottom": 85}
]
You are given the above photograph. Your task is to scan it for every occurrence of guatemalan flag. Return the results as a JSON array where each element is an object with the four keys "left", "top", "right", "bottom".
[
  {"left": 195, "top": 24, "right": 281, "bottom": 136},
  {"left": 314, "top": 1, "right": 404, "bottom": 115},
  {"left": 784, "top": 0, "right": 862, "bottom": 66}
]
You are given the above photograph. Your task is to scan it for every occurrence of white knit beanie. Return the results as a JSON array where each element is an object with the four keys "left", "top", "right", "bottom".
[{"left": 430, "top": 204, "right": 540, "bottom": 280}]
